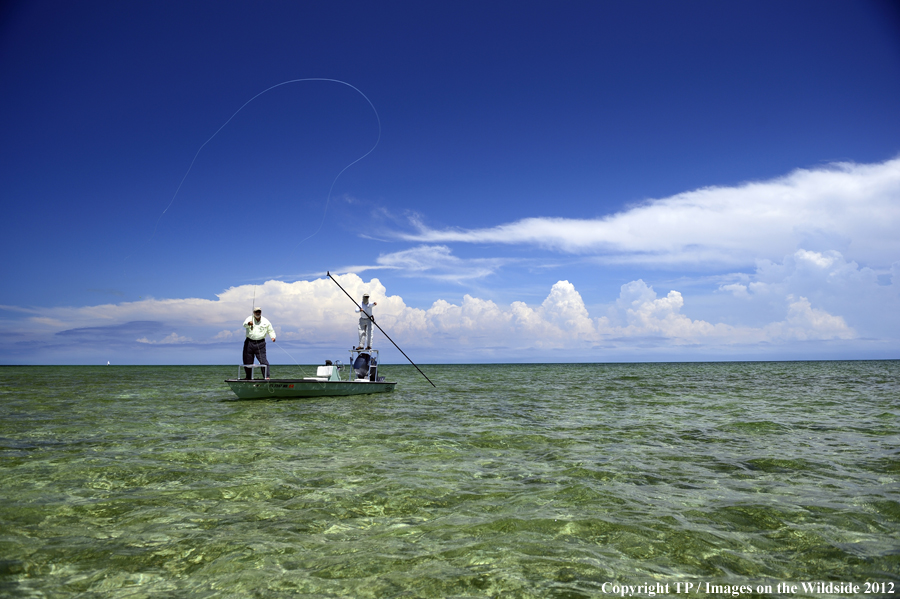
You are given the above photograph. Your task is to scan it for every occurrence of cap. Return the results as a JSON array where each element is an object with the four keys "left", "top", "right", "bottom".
[
  {"left": 253, "top": 307, "right": 262, "bottom": 313},
  {"left": 362, "top": 293, "right": 370, "bottom": 299}
]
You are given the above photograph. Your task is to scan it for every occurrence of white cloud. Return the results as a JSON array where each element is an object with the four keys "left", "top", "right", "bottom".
[
  {"left": 340, "top": 244, "right": 507, "bottom": 281},
  {"left": 399, "top": 157, "right": 900, "bottom": 268},
  {"left": 137, "top": 333, "right": 193, "bottom": 345},
  {"left": 765, "top": 296, "right": 855, "bottom": 341},
  {"left": 715, "top": 248, "right": 899, "bottom": 335},
  {"left": 4, "top": 273, "right": 872, "bottom": 364},
  {"left": 408, "top": 278, "right": 856, "bottom": 347},
  {"left": 417, "top": 281, "right": 598, "bottom": 349},
  {"left": 609, "top": 280, "right": 857, "bottom": 343},
  {"left": 720, "top": 283, "right": 750, "bottom": 299}
]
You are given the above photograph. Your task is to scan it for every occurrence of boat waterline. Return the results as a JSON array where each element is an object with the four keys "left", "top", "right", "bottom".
[{"left": 225, "top": 378, "right": 397, "bottom": 399}]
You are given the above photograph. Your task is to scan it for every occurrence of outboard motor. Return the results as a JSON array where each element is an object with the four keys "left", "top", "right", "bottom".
[{"left": 352, "top": 353, "right": 370, "bottom": 379}]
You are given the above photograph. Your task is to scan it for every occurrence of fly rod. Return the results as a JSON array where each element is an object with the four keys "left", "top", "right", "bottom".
[{"left": 327, "top": 271, "right": 435, "bottom": 387}]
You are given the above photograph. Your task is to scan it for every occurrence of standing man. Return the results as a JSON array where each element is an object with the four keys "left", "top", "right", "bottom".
[
  {"left": 356, "top": 293, "right": 377, "bottom": 350},
  {"left": 243, "top": 307, "right": 276, "bottom": 379}
]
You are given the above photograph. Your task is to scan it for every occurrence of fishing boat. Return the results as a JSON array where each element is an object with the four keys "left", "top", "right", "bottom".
[{"left": 225, "top": 348, "right": 396, "bottom": 399}]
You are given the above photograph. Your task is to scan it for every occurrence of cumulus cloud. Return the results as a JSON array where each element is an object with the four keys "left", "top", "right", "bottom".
[
  {"left": 766, "top": 296, "right": 854, "bottom": 341},
  {"left": 417, "top": 281, "right": 598, "bottom": 349},
  {"left": 604, "top": 280, "right": 854, "bottom": 344},
  {"left": 17, "top": 275, "right": 402, "bottom": 350},
  {"left": 399, "top": 158, "right": 900, "bottom": 268},
  {"left": 716, "top": 248, "right": 900, "bottom": 335},
  {"left": 3, "top": 272, "right": 871, "bottom": 364}
]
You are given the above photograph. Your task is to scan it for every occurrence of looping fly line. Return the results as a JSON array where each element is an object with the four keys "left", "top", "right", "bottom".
[{"left": 151, "top": 78, "right": 381, "bottom": 248}]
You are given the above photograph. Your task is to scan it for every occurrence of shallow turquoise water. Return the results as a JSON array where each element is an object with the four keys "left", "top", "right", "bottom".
[{"left": 1, "top": 361, "right": 898, "bottom": 598}]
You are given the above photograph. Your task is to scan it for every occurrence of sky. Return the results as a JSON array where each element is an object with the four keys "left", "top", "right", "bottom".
[{"left": 2, "top": 0, "right": 900, "bottom": 365}]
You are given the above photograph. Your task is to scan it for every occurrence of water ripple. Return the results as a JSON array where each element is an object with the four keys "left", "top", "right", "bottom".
[{"left": 1, "top": 361, "right": 898, "bottom": 597}]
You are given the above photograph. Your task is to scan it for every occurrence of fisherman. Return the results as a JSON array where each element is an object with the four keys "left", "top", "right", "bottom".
[
  {"left": 356, "top": 293, "right": 377, "bottom": 350},
  {"left": 242, "top": 307, "right": 276, "bottom": 379}
]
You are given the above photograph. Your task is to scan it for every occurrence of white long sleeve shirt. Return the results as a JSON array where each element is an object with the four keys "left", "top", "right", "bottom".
[
  {"left": 356, "top": 302, "right": 374, "bottom": 321},
  {"left": 243, "top": 315, "right": 276, "bottom": 341}
]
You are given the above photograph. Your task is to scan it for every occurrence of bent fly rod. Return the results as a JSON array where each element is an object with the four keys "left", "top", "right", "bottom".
[{"left": 327, "top": 271, "right": 435, "bottom": 387}]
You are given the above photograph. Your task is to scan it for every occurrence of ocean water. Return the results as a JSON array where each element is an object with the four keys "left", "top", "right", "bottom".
[{"left": 0, "top": 361, "right": 897, "bottom": 598}]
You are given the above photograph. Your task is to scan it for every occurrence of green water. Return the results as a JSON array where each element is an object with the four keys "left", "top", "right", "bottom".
[{"left": 1, "top": 362, "right": 898, "bottom": 598}]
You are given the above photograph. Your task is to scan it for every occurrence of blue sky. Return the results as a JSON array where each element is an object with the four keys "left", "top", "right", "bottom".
[{"left": 2, "top": 0, "right": 900, "bottom": 364}]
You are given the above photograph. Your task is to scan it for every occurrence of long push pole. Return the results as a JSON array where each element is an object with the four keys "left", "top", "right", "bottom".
[{"left": 327, "top": 272, "right": 436, "bottom": 387}]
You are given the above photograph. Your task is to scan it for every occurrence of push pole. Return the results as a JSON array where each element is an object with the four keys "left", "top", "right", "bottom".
[{"left": 327, "top": 272, "right": 436, "bottom": 387}]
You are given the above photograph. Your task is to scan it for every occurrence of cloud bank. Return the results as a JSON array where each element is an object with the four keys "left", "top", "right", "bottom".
[
  {"left": 5, "top": 260, "right": 892, "bottom": 364},
  {"left": 400, "top": 158, "right": 900, "bottom": 268},
  {"left": 4, "top": 158, "right": 898, "bottom": 364}
]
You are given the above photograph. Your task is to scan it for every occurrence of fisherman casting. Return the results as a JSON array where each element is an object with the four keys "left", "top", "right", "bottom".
[{"left": 242, "top": 307, "right": 276, "bottom": 379}]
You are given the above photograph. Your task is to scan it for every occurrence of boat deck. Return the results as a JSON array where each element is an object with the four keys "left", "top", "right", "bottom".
[{"left": 227, "top": 348, "right": 396, "bottom": 399}]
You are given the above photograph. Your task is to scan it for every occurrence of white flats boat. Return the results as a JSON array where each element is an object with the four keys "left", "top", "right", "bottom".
[{"left": 225, "top": 348, "right": 397, "bottom": 399}]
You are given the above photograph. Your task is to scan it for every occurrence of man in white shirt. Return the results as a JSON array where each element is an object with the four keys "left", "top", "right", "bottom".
[
  {"left": 356, "top": 293, "right": 377, "bottom": 350},
  {"left": 242, "top": 307, "right": 276, "bottom": 379}
]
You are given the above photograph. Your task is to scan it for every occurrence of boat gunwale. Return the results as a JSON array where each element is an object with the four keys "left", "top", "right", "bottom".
[
  {"left": 224, "top": 378, "right": 396, "bottom": 385},
  {"left": 224, "top": 377, "right": 397, "bottom": 399}
]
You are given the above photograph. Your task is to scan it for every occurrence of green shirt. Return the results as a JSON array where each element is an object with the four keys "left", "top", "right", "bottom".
[{"left": 243, "top": 316, "right": 276, "bottom": 341}]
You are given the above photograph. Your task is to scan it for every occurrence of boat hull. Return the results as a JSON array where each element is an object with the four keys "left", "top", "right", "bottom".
[{"left": 225, "top": 378, "right": 397, "bottom": 400}]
